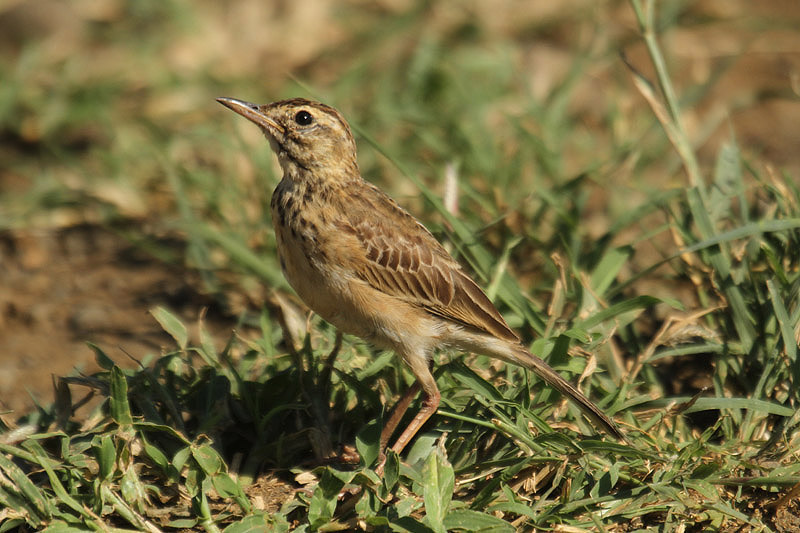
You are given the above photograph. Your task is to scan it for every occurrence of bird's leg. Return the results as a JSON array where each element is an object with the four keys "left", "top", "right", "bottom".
[
  {"left": 388, "top": 354, "right": 441, "bottom": 456},
  {"left": 375, "top": 382, "right": 420, "bottom": 474},
  {"left": 389, "top": 385, "right": 440, "bottom": 456},
  {"left": 379, "top": 381, "right": 421, "bottom": 452},
  {"left": 375, "top": 384, "right": 440, "bottom": 475},
  {"left": 375, "top": 355, "right": 440, "bottom": 473}
]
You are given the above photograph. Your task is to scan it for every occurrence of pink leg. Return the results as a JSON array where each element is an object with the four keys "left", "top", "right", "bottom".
[
  {"left": 388, "top": 353, "right": 440, "bottom": 456},
  {"left": 375, "top": 354, "right": 440, "bottom": 473},
  {"left": 380, "top": 381, "right": 421, "bottom": 451},
  {"left": 392, "top": 353, "right": 442, "bottom": 454},
  {"left": 389, "top": 386, "right": 440, "bottom": 455}
]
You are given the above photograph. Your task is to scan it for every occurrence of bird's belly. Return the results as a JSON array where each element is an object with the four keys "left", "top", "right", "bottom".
[
  {"left": 274, "top": 226, "right": 361, "bottom": 333},
  {"left": 275, "top": 227, "right": 440, "bottom": 351}
]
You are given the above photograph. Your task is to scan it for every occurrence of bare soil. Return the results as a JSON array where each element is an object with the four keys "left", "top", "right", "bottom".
[{"left": 0, "top": 224, "right": 224, "bottom": 415}]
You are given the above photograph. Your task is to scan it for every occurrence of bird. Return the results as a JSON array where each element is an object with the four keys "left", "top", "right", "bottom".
[{"left": 216, "top": 96, "right": 624, "bottom": 462}]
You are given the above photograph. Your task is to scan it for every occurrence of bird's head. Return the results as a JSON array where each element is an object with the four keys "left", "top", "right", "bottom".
[{"left": 217, "top": 97, "right": 359, "bottom": 180}]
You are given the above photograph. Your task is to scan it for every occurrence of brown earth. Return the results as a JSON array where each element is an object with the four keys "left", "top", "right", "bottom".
[{"left": 0, "top": 224, "right": 226, "bottom": 415}]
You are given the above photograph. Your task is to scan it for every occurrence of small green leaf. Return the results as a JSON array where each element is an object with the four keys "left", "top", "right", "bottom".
[
  {"left": 150, "top": 306, "right": 188, "bottom": 350},
  {"left": 198, "top": 320, "right": 221, "bottom": 366},
  {"left": 167, "top": 519, "right": 199, "bottom": 529},
  {"left": 1, "top": 519, "right": 28, "bottom": 533},
  {"left": 693, "top": 462, "right": 721, "bottom": 479},
  {"left": 389, "top": 515, "right": 435, "bottom": 533},
  {"left": 308, "top": 468, "right": 345, "bottom": 529},
  {"left": 142, "top": 439, "right": 170, "bottom": 475},
  {"left": 86, "top": 342, "right": 115, "bottom": 370},
  {"left": 120, "top": 466, "right": 145, "bottom": 511},
  {"left": 109, "top": 366, "right": 133, "bottom": 426},
  {"left": 382, "top": 450, "right": 400, "bottom": 493},
  {"left": 590, "top": 246, "right": 632, "bottom": 296},
  {"left": 212, "top": 473, "right": 241, "bottom": 498},
  {"left": 96, "top": 434, "right": 115, "bottom": 480},
  {"left": 356, "top": 487, "right": 381, "bottom": 520},
  {"left": 184, "top": 467, "right": 201, "bottom": 498},
  {"left": 172, "top": 446, "right": 191, "bottom": 473},
  {"left": 192, "top": 443, "right": 223, "bottom": 474}
]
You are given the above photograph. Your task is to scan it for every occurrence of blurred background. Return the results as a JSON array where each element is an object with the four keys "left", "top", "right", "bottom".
[{"left": 1, "top": 0, "right": 799, "bottom": 415}]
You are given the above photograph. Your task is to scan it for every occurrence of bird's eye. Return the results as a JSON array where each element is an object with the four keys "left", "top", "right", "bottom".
[{"left": 294, "top": 110, "right": 314, "bottom": 126}]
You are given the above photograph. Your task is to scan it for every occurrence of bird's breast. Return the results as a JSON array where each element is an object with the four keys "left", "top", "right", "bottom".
[{"left": 270, "top": 181, "right": 351, "bottom": 325}]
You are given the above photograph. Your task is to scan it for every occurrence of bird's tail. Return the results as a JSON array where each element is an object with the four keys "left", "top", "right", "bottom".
[{"left": 502, "top": 344, "right": 625, "bottom": 441}]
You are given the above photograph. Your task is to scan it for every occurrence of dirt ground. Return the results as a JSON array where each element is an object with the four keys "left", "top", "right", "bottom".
[{"left": 0, "top": 224, "right": 226, "bottom": 415}]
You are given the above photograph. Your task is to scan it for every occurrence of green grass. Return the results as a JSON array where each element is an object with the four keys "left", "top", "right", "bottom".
[{"left": 2, "top": 1, "right": 800, "bottom": 531}]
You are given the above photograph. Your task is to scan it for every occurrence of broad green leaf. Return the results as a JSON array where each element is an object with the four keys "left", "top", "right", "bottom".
[
  {"left": 422, "top": 446, "right": 454, "bottom": 533},
  {"left": 223, "top": 513, "right": 289, "bottom": 533},
  {"left": 443, "top": 509, "right": 514, "bottom": 532},
  {"left": 355, "top": 419, "right": 381, "bottom": 469}
]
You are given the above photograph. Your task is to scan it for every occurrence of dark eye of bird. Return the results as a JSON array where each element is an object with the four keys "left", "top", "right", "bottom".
[{"left": 294, "top": 110, "right": 314, "bottom": 126}]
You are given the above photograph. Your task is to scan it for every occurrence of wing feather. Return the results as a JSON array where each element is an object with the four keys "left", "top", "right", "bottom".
[{"left": 337, "top": 183, "right": 519, "bottom": 343}]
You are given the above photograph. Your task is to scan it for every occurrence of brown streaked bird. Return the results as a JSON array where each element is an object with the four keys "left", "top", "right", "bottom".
[{"left": 217, "top": 96, "right": 624, "bottom": 461}]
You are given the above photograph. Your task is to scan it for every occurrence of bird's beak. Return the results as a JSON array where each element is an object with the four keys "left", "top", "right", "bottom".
[{"left": 216, "top": 97, "right": 284, "bottom": 135}]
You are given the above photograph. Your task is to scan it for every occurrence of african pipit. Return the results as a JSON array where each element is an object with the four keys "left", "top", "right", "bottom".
[{"left": 217, "top": 97, "right": 623, "bottom": 459}]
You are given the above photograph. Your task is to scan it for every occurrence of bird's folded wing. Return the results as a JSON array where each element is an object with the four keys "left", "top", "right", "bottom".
[{"left": 337, "top": 187, "right": 519, "bottom": 343}]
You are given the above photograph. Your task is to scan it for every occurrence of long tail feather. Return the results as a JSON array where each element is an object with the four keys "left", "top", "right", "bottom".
[{"left": 507, "top": 345, "right": 625, "bottom": 441}]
